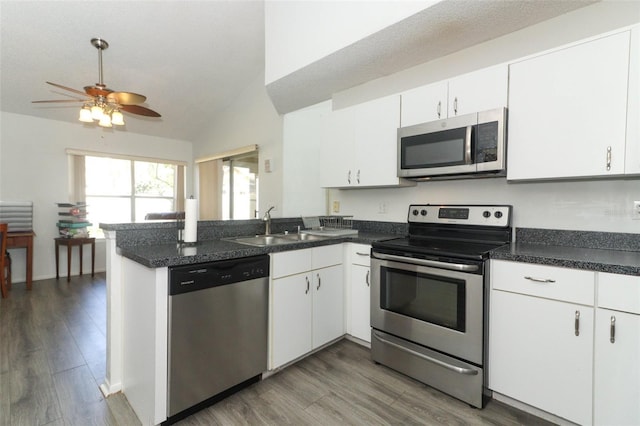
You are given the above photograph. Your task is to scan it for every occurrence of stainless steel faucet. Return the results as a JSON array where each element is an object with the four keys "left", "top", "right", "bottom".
[{"left": 263, "top": 206, "right": 275, "bottom": 235}]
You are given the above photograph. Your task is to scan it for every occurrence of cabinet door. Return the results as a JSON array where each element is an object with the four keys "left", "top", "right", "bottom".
[
  {"left": 353, "top": 95, "right": 403, "bottom": 187},
  {"left": 312, "top": 265, "right": 344, "bottom": 348},
  {"left": 350, "top": 264, "right": 370, "bottom": 342},
  {"left": 594, "top": 309, "right": 640, "bottom": 426},
  {"left": 400, "top": 81, "right": 448, "bottom": 126},
  {"left": 489, "top": 290, "right": 593, "bottom": 426},
  {"left": 447, "top": 65, "right": 508, "bottom": 117},
  {"left": 320, "top": 106, "right": 355, "bottom": 187},
  {"left": 508, "top": 32, "right": 630, "bottom": 180},
  {"left": 271, "top": 273, "right": 312, "bottom": 369},
  {"left": 625, "top": 26, "right": 640, "bottom": 175}
]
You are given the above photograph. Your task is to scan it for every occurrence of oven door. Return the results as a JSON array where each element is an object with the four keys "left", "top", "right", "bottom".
[{"left": 370, "top": 252, "right": 485, "bottom": 365}]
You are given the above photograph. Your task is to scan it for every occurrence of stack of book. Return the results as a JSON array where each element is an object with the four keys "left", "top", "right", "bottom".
[{"left": 56, "top": 202, "right": 91, "bottom": 238}]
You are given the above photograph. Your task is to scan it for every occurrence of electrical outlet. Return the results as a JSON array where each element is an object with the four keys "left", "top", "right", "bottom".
[
  {"left": 378, "top": 202, "right": 388, "bottom": 214},
  {"left": 332, "top": 201, "right": 340, "bottom": 213},
  {"left": 633, "top": 201, "right": 640, "bottom": 220}
]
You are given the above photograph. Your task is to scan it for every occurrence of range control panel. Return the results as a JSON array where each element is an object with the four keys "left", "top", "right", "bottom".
[{"left": 407, "top": 204, "right": 511, "bottom": 227}]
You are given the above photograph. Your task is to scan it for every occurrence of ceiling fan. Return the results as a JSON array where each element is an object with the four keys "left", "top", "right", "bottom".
[{"left": 32, "top": 38, "right": 161, "bottom": 127}]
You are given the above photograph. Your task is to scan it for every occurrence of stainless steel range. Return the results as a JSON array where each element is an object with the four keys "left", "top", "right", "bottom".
[{"left": 370, "top": 204, "right": 512, "bottom": 408}]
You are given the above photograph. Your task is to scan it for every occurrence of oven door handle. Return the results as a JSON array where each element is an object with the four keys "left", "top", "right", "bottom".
[
  {"left": 372, "top": 331, "right": 478, "bottom": 376},
  {"left": 372, "top": 252, "right": 479, "bottom": 272}
]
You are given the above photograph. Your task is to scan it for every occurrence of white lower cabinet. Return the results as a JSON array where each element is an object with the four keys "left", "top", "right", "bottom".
[
  {"left": 270, "top": 246, "right": 344, "bottom": 369},
  {"left": 594, "top": 273, "right": 640, "bottom": 426},
  {"left": 489, "top": 260, "right": 595, "bottom": 426},
  {"left": 490, "top": 261, "right": 640, "bottom": 426},
  {"left": 347, "top": 243, "right": 371, "bottom": 342}
]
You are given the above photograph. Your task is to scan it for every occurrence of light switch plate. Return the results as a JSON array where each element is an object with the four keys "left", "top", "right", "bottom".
[{"left": 633, "top": 201, "right": 640, "bottom": 220}]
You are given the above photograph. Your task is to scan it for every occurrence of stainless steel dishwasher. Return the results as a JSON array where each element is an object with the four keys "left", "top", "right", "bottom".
[{"left": 167, "top": 255, "right": 269, "bottom": 423}]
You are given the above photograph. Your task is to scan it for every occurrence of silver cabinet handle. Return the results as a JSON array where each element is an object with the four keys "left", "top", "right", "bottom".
[
  {"left": 524, "top": 276, "right": 556, "bottom": 283},
  {"left": 316, "top": 273, "right": 321, "bottom": 290},
  {"left": 356, "top": 252, "right": 369, "bottom": 257},
  {"left": 365, "top": 270, "right": 370, "bottom": 287},
  {"left": 453, "top": 97, "right": 458, "bottom": 115},
  {"left": 575, "top": 310, "right": 580, "bottom": 336},
  {"left": 347, "top": 170, "right": 351, "bottom": 184},
  {"left": 606, "top": 146, "right": 612, "bottom": 171},
  {"left": 437, "top": 100, "right": 441, "bottom": 118},
  {"left": 610, "top": 315, "right": 616, "bottom": 343},
  {"left": 356, "top": 169, "right": 360, "bottom": 184},
  {"left": 372, "top": 331, "right": 478, "bottom": 376},
  {"left": 305, "top": 276, "right": 310, "bottom": 294},
  {"left": 373, "top": 252, "right": 479, "bottom": 272}
]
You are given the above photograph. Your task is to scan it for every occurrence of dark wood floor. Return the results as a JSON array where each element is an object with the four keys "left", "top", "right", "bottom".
[{"left": 1, "top": 274, "right": 554, "bottom": 426}]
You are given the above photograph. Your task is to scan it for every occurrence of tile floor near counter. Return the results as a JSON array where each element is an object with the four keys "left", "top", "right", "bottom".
[{"left": 1, "top": 275, "right": 552, "bottom": 425}]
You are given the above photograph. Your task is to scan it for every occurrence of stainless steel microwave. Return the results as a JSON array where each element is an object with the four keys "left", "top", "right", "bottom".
[{"left": 397, "top": 107, "right": 507, "bottom": 180}]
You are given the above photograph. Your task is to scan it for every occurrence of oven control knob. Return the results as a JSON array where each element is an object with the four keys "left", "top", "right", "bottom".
[
  {"left": 494, "top": 211, "right": 503, "bottom": 219},
  {"left": 483, "top": 211, "right": 491, "bottom": 218},
  {"left": 420, "top": 209, "right": 428, "bottom": 216},
  {"left": 412, "top": 209, "right": 419, "bottom": 216}
]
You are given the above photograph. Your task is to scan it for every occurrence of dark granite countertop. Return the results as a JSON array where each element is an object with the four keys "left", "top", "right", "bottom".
[
  {"left": 490, "top": 243, "right": 640, "bottom": 277},
  {"left": 118, "top": 232, "right": 398, "bottom": 268}
]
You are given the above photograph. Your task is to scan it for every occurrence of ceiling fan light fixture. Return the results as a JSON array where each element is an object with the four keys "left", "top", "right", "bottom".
[
  {"left": 79, "top": 106, "right": 93, "bottom": 123},
  {"left": 111, "top": 110, "right": 125, "bottom": 126},
  {"left": 98, "top": 113, "right": 112, "bottom": 127},
  {"left": 91, "top": 104, "right": 104, "bottom": 120}
]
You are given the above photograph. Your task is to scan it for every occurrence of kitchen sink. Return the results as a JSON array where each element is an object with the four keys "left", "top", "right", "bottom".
[
  {"left": 278, "top": 233, "right": 328, "bottom": 242},
  {"left": 227, "top": 233, "right": 329, "bottom": 247}
]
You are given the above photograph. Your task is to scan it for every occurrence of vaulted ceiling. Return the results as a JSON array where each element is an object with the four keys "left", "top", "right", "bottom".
[{"left": 1, "top": 1, "right": 597, "bottom": 143}]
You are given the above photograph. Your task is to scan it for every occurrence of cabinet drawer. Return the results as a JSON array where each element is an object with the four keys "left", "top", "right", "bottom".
[
  {"left": 491, "top": 260, "right": 595, "bottom": 306},
  {"left": 271, "top": 248, "right": 312, "bottom": 279},
  {"left": 312, "top": 244, "right": 343, "bottom": 270},
  {"left": 348, "top": 243, "right": 371, "bottom": 266},
  {"left": 598, "top": 272, "right": 640, "bottom": 314}
]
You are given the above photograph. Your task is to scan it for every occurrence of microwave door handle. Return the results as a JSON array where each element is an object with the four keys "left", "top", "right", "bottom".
[
  {"left": 372, "top": 252, "right": 479, "bottom": 272},
  {"left": 464, "top": 125, "right": 473, "bottom": 164}
]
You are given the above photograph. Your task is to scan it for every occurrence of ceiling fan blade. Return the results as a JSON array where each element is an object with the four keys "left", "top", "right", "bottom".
[
  {"left": 107, "top": 91, "right": 147, "bottom": 105},
  {"left": 120, "top": 104, "right": 161, "bottom": 118},
  {"left": 32, "top": 99, "right": 86, "bottom": 103},
  {"left": 46, "top": 81, "right": 92, "bottom": 98}
]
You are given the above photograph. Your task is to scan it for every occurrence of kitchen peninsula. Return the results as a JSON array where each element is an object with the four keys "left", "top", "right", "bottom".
[{"left": 99, "top": 217, "right": 402, "bottom": 425}]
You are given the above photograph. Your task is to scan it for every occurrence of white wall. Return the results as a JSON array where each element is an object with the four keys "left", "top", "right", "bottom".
[
  {"left": 265, "top": 0, "right": 432, "bottom": 84},
  {"left": 194, "top": 73, "right": 283, "bottom": 218},
  {"left": 331, "top": 179, "right": 640, "bottom": 234},
  {"left": 0, "top": 112, "right": 193, "bottom": 282},
  {"left": 326, "top": 2, "right": 640, "bottom": 234}
]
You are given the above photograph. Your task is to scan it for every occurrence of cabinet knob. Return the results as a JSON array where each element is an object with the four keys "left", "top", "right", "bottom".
[
  {"left": 316, "top": 273, "right": 321, "bottom": 290},
  {"left": 606, "top": 146, "right": 612, "bottom": 171},
  {"left": 305, "top": 276, "right": 310, "bottom": 294},
  {"left": 366, "top": 270, "right": 370, "bottom": 287}
]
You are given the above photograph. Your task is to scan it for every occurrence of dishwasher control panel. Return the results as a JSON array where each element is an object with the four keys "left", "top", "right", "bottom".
[{"left": 169, "top": 255, "right": 270, "bottom": 295}]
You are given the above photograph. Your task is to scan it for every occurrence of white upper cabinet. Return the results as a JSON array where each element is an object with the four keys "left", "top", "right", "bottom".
[
  {"left": 400, "top": 65, "right": 508, "bottom": 127},
  {"left": 625, "top": 26, "right": 640, "bottom": 175},
  {"left": 447, "top": 65, "right": 508, "bottom": 118},
  {"left": 507, "top": 31, "right": 631, "bottom": 180},
  {"left": 321, "top": 95, "right": 414, "bottom": 188},
  {"left": 400, "top": 81, "right": 448, "bottom": 126}
]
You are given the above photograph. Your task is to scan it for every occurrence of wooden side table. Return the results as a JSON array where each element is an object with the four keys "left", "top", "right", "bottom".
[
  {"left": 7, "top": 231, "right": 36, "bottom": 290},
  {"left": 55, "top": 237, "right": 95, "bottom": 282}
]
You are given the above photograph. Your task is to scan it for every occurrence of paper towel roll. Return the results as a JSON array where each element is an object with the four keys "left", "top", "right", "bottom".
[{"left": 184, "top": 198, "right": 198, "bottom": 243}]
